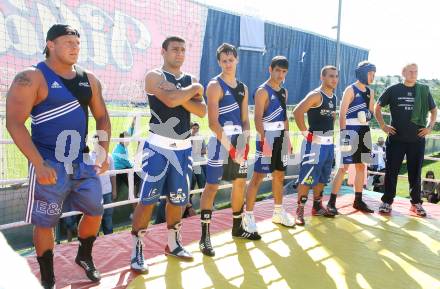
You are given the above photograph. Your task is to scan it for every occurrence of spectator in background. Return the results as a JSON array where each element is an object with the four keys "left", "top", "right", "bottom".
[
  {"left": 112, "top": 117, "right": 141, "bottom": 193},
  {"left": 421, "top": 171, "right": 438, "bottom": 199},
  {"left": 370, "top": 136, "right": 386, "bottom": 171},
  {"left": 372, "top": 168, "right": 386, "bottom": 193},
  {"left": 427, "top": 188, "right": 440, "bottom": 204},
  {"left": 190, "top": 122, "right": 207, "bottom": 191},
  {"left": 185, "top": 122, "right": 207, "bottom": 217},
  {"left": 62, "top": 214, "right": 80, "bottom": 242},
  {"left": 90, "top": 135, "right": 117, "bottom": 235}
]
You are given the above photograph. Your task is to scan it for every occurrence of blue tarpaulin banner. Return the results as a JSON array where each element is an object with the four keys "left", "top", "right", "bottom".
[{"left": 200, "top": 9, "right": 369, "bottom": 104}]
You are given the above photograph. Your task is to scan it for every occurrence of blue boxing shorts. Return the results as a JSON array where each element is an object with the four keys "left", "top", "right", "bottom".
[
  {"left": 298, "top": 139, "right": 334, "bottom": 187},
  {"left": 138, "top": 133, "right": 192, "bottom": 206},
  {"left": 25, "top": 159, "right": 103, "bottom": 228}
]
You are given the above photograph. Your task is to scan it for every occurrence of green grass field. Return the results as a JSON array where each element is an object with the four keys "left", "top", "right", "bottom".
[{"left": 2, "top": 105, "right": 439, "bottom": 199}]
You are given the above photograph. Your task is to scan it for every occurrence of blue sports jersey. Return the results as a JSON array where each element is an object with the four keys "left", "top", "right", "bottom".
[
  {"left": 206, "top": 76, "right": 247, "bottom": 184},
  {"left": 261, "top": 84, "right": 287, "bottom": 127},
  {"left": 31, "top": 62, "right": 89, "bottom": 164},
  {"left": 215, "top": 76, "right": 244, "bottom": 131},
  {"left": 346, "top": 84, "right": 371, "bottom": 125},
  {"left": 254, "top": 84, "right": 288, "bottom": 173}
]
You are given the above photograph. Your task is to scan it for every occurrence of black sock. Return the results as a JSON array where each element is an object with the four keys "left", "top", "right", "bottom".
[
  {"left": 37, "top": 250, "right": 55, "bottom": 286},
  {"left": 313, "top": 198, "right": 321, "bottom": 210},
  {"left": 298, "top": 196, "right": 308, "bottom": 206},
  {"left": 201, "top": 210, "right": 212, "bottom": 239},
  {"left": 328, "top": 194, "right": 337, "bottom": 206},
  {"left": 355, "top": 192, "right": 362, "bottom": 202},
  {"left": 77, "top": 236, "right": 96, "bottom": 260},
  {"left": 232, "top": 211, "right": 242, "bottom": 230}
]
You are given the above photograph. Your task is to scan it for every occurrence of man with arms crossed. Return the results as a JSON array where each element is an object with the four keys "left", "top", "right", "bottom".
[
  {"left": 6, "top": 24, "right": 111, "bottom": 288},
  {"left": 130, "top": 36, "right": 206, "bottom": 273}
]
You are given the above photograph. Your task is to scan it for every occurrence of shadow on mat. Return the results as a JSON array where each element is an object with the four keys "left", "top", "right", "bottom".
[{"left": 123, "top": 215, "right": 439, "bottom": 289}]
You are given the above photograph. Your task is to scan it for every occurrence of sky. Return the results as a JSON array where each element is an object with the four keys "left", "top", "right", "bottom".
[{"left": 200, "top": 0, "right": 440, "bottom": 79}]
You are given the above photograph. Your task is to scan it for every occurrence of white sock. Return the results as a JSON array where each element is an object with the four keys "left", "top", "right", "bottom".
[
  {"left": 131, "top": 234, "right": 140, "bottom": 259},
  {"left": 167, "top": 223, "right": 182, "bottom": 252},
  {"left": 245, "top": 210, "right": 254, "bottom": 215},
  {"left": 274, "top": 204, "right": 283, "bottom": 213},
  {"left": 131, "top": 229, "right": 147, "bottom": 259}
]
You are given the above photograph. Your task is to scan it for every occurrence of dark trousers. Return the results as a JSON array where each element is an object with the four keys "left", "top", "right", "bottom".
[
  {"left": 191, "top": 165, "right": 206, "bottom": 190},
  {"left": 101, "top": 193, "right": 114, "bottom": 235},
  {"left": 382, "top": 137, "right": 425, "bottom": 205},
  {"left": 116, "top": 173, "right": 142, "bottom": 196}
]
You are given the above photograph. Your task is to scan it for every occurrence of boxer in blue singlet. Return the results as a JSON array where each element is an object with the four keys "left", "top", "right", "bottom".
[
  {"left": 198, "top": 43, "right": 261, "bottom": 257},
  {"left": 6, "top": 24, "right": 111, "bottom": 288},
  {"left": 293, "top": 65, "right": 339, "bottom": 226},
  {"left": 327, "top": 61, "right": 376, "bottom": 215},
  {"left": 242, "top": 56, "right": 295, "bottom": 234},
  {"left": 129, "top": 36, "right": 206, "bottom": 274}
]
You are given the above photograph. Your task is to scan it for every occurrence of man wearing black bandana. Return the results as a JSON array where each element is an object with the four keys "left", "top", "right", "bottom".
[{"left": 6, "top": 24, "right": 111, "bottom": 288}]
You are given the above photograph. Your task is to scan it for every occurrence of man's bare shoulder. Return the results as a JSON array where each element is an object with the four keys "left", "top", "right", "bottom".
[
  {"left": 145, "top": 69, "right": 164, "bottom": 80},
  {"left": 243, "top": 83, "right": 249, "bottom": 95},
  {"left": 305, "top": 89, "right": 321, "bottom": 99},
  {"left": 255, "top": 86, "right": 269, "bottom": 98},
  {"left": 343, "top": 85, "right": 354, "bottom": 95},
  {"left": 82, "top": 68, "right": 99, "bottom": 85},
  {"left": 206, "top": 80, "right": 223, "bottom": 101},
  {"left": 11, "top": 67, "right": 43, "bottom": 88},
  {"left": 207, "top": 79, "right": 221, "bottom": 90}
]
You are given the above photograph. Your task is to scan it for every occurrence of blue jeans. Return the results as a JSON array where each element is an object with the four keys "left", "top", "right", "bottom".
[
  {"left": 101, "top": 193, "right": 114, "bottom": 235},
  {"left": 63, "top": 215, "right": 78, "bottom": 231},
  {"left": 191, "top": 166, "right": 206, "bottom": 190}
]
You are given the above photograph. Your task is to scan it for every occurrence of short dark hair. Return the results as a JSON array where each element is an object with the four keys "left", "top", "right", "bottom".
[
  {"left": 321, "top": 65, "right": 337, "bottom": 76},
  {"left": 119, "top": 132, "right": 126, "bottom": 138},
  {"left": 270, "top": 56, "right": 289, "bottom": 69},
  {"left": 162, "top": 36, "right": 185, "bottom": 50},
  {"left": 192, "top": 122, "right": 200, "bottom": 128},
  {"left": 216, "top": 43, "right": 237, "bottom": 60},
  {"left": 426, "top": 170, "right": 435, "bottom": 177}
]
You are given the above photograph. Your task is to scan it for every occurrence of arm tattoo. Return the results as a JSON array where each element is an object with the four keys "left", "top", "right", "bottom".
[{"left": 13, "top": 72, "right": 32, "bottom": 87}]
